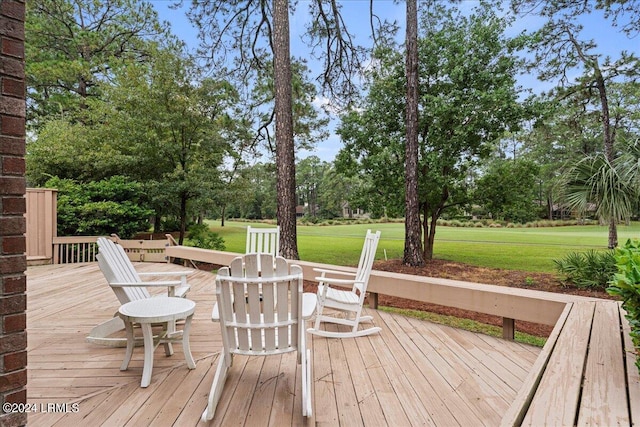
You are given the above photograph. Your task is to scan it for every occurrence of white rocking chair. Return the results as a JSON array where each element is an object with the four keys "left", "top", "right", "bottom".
[
  {"left": 246, "top": 225, "right": 280, "bottom": 271},
  {"left": 202, "top": 254, "right": 315, "bottom": 421},
  {"left": 307, "top": 230, "right": 382, "bottom": 338},
  {"left": 87, "top": 237, "right": 191, "bottom": 347},
  {"left": 246, "top": 225, "right": 280, "bottom": 256}
]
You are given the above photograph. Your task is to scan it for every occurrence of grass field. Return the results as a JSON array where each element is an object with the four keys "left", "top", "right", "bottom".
[{"left": 204, "top": 220, "right": 640, "bottom": 273}]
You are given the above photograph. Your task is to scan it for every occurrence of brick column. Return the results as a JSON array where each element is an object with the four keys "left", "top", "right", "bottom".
[{"left": 0, "top": 1, "right": 27, "bottom": 426}]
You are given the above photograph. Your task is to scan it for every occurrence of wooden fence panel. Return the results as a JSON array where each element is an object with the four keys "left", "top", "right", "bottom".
[{"left": 25, "top": 188, "right": 57, "bottom": 264}]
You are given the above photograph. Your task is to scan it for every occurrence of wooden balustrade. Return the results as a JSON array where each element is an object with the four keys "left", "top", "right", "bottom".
[
  {"left": 52, "top": 236, "right": 101, "bottom": 264},
  {"left": 52, "top": 235, "right": 174, "bottom": 264}
]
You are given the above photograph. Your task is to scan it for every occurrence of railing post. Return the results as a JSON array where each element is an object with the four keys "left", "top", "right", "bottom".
[
  {"left": 368, "top": 292, "right": 379, "bottom": 309},
  {"left": 503, "top": 317, "right": 515, "bottom": 340}
]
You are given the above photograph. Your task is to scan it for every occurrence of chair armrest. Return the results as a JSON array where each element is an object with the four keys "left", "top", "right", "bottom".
[
  {"left": 138, "top": 271, "right": 189, "bottom": 286},
  {"left": 111, "top": 280, "right": 189, "bottom": 297},
  {"left": 211, "top": 303, "right": 220, "bottom": 321},
  {"left": 313, "top": 267, "right": 357, "bottom": 277},
  {"left": 314, "top": 276, "right": 360, "bottom": 287},
  {"left": 138, "top": 271, "right": 192, "bottom": 277},
  {"left": 110, "top": 280, "right": 184, "bottom": 287},
  {"left": 302, "top": 293, "right": 317, "bottom": 320}
]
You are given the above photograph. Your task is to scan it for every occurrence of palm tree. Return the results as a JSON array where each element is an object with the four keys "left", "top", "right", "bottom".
[{"left": 565, "top": 143, "right": 640, "bottom": 248}]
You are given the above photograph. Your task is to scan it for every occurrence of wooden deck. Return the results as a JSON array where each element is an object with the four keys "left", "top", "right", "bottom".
[{"left": 26, "top": 262, "right": 540, "bottom": 426}]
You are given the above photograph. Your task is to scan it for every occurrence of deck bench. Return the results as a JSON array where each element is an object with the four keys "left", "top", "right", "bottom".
[{"left": 502, "top": 300, "right": 640, "bottom": 426}]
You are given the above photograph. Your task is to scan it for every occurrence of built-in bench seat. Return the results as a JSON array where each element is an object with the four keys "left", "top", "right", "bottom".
[{"left": 502, "top": 300, "right": 640, "bottom": 426}]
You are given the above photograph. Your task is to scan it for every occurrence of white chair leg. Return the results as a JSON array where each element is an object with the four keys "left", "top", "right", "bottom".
[
  {"left": 201, "top": 352, "right": 230, "bottom": 422},
  {"left": 302, "top": 346, "right": 313, "bottom": 417},
  {"left": 312, "top": 297, "right": 325, "bottom": 332}
]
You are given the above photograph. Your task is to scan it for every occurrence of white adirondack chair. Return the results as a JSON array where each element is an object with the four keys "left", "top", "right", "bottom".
[
  {"left": 86, "top": 237, "right": 191, "bottom": 347},
  {"left": 307, "top": 230, "right": 382, "bottom": 338},
  {"left": 210, "top": 226, "right": 282, "bottom": 321},
  {"left": 202, "top": 254, "right": 315, "bottom": 421}
]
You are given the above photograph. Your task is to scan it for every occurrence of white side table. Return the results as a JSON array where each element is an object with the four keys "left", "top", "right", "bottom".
[{"left": 118, "top": 297, "right": 197, "bottom": 387}]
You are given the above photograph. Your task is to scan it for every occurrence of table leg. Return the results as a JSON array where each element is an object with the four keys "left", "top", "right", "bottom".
[
  {"left": 164, "top": 321, "right": 175, "bottom": 356},
  {"left": 182, "top": 314, "right": 196, "bottom": 369},
  {"left": 140, "top": 323, "right": 154, "bottom": 388},
  {"left": 120, "top": 319, "right": 134, "bottom": 371}
]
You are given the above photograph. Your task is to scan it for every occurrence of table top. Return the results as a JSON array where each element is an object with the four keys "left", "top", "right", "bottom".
[{"left": 119, "top": 297, "right": 196, "bottom": 323}]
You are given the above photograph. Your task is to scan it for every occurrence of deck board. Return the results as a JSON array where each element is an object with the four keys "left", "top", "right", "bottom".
[
  {"left": 577, "top": 301, "right": 628, "bottom": 426},
  {"left": 26, "top": 262, "right": 540, "bottom": 426},
  {"left": 521, "top": 302, "right": 594, "bottom": 426},
  {"left": 381, "top": 310, "right": 477, "bottom": 425},
  {"left": 355, "top": 323, "right": 416, "bottom": 426},
  {"left": 397, "top": 312, "right": 497, "bottom": 425}
]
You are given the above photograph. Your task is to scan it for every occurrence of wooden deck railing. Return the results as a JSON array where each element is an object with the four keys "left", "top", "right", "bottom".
[
  {"left": 52, "top": 236, "right": 101, "bottom": 264},
  {"left": 163, "top": 246, "right": 598, "bottom": 337},
  {"left": 47, "top": 240, "right": 599, "bottom": 338},
  {"left": 52, "top": 234, "right": 175, "bottom": 264}
]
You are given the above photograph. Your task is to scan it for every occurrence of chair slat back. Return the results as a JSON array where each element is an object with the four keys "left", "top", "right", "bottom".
[
  {"left": 246, "top": 226, "right": 280, "bottom": 257},
  {"left": 354, "top": 230, "right": 381, "bottom": 295},
  {"left": 97, "top": 237, "right": 141, "bottom": 281},
  {"left": 216, "top": 254, "right": 302, "bottom": 356},
  {"left": 97, "top": 237, "right": 150, "bottom": 303}
]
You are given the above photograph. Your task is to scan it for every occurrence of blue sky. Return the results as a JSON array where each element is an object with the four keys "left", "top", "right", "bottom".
[
  {"left": 150, "top": 1, "right": 638, "bottom": 162},
  {"left": 151, "top": 1, "right": 399, "bottom": 162}
]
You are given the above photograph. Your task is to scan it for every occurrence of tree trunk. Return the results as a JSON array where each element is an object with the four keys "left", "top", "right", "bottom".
[
  {"left": 421, "top": 204, "right": 435, "bottom": 260},
  {"left": 608, "top": 217, "right": 617, "bottom": 249},
  {"left": 179, "top": 194, "right": 187, "bottom": 245},
  {"left": 221, "top": 204, "right": 226, "bottom": 227},
  {"left": 403, "top": 0, "right": 424, "bottom": 267},
  {"left": 153, "top": 213, "right": 161, "bottom": 233},
  {"left": 273, "top": 0, "right": 299, "bottom": 259},
  {"left": 596, "top": 72, "right": 618, "bottom": 248}
]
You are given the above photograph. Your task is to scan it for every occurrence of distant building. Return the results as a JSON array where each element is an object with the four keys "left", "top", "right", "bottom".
[{"left": 341, "top": 202, "right": 369, "bottom": 219}]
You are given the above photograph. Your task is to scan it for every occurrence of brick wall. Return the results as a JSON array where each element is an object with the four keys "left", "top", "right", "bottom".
[{"left": 0, "top": 1, "right": 27, "bottom": 426}]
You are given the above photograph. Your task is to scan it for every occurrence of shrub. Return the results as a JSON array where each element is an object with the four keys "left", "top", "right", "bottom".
[
  {"left": 45, "top": 175, "right": 153, "bottom": 238},
  {"left": 608, "top": 239, "right": 640, "bottom": 372},
  {"left": 554, "top": 249, "right": 617, "bottom": 289},
  {"left": 186, "top": 224, "right": 225, "bottom": 250}
]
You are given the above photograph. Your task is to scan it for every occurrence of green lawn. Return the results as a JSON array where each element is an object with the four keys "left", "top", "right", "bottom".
[{"left": 203, "top": 220, "right": 640, "bottom": 273}]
